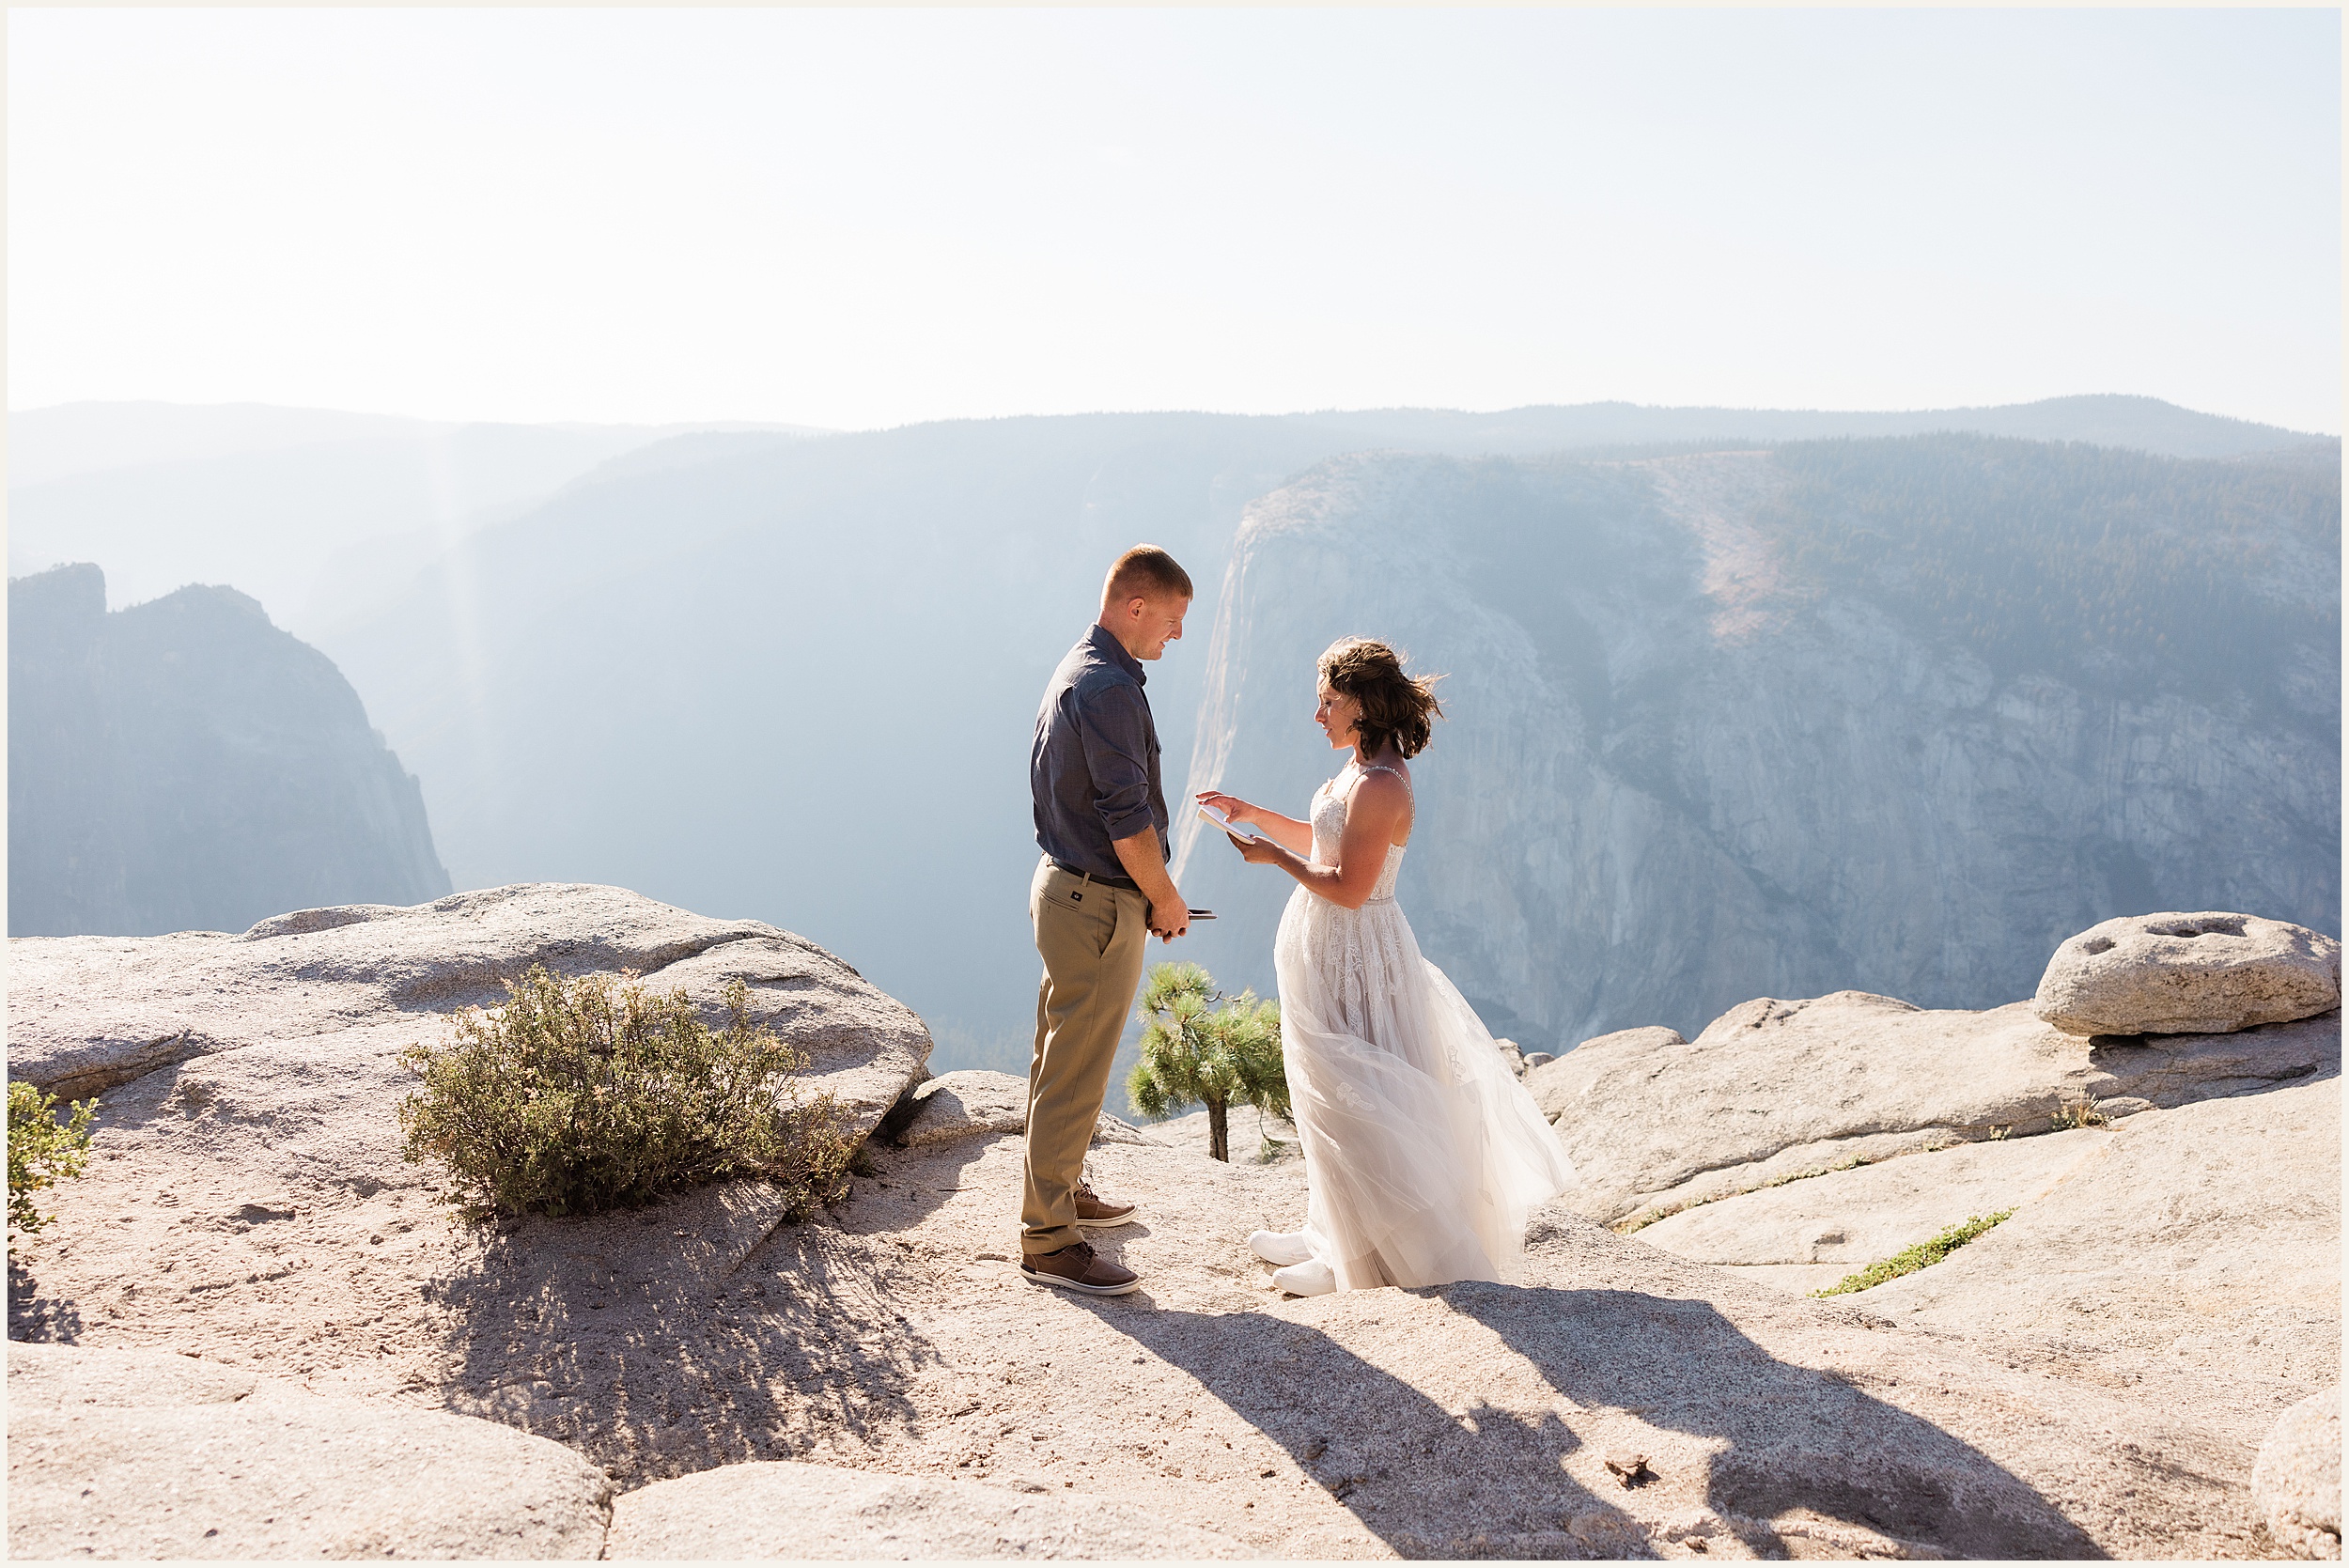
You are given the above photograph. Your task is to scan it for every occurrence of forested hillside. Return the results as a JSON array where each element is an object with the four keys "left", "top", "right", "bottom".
[{"left": 1757, "top": 436, "right": 2340, "bottom": 709}]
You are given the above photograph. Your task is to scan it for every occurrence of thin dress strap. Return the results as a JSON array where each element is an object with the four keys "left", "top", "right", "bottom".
[{"left": 1345, "top": 763, "right": 1415, "bottom": 852}]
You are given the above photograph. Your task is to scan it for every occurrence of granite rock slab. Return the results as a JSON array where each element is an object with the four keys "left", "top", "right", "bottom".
[
  {"left": 8, "top": 1342, "right": 612, "bottom": 1560},
  {"left": 8, "top": 881, "right": 932, "bottom": 1137},
  {"left": 604, "top": 1458, "right": 1251, "bottom": 1559},
  {"left": 1532, "top": 989, "right": 2336, "bottom": 1226}
]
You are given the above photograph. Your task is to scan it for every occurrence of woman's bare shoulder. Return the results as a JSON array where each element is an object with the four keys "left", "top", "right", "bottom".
[{"left": 1347, "top": 764, "right": 1413, "bottom": 814}]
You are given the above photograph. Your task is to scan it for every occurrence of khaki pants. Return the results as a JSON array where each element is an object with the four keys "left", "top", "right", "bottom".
[{"left": 1022, "top": 857, "right": 1150, "bottom": 1255}]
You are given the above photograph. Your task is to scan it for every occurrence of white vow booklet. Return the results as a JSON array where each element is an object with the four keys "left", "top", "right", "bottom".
[{"left": 1197, "top": 802, "right": 1266, "bottom": 843}]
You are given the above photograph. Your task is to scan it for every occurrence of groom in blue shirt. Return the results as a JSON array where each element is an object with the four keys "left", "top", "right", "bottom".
[{"left": 1019, "top": 544, "right": 1192, "bottom": 1296}]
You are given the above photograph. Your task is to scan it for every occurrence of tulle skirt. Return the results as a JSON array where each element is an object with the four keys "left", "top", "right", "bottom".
[{"left": 1273, "top": 886, "right": 1579, "bottom": 1291}]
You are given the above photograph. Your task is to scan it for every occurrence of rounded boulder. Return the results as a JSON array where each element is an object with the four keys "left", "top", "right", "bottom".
[
  {"left": 2254, "top": 1388, "right": 2341, "bottom": 1560},
  {"left": 2031, "top": 912, "right": 2341, "bottom": 1038}
]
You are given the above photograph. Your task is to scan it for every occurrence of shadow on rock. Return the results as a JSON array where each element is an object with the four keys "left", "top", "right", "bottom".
[
  {"left": 1086, "top": 1292, "right": 1654, "bottom": 1559},
  {"left": 1448, "top": 1282, "right": 2106, "bottom": 1560},
  {"left": 8, "top": 1256, "right": 85, "bottom": 1343},
  {"left": 1083, "top": 1281, "right": 2106, "bottom": 1560},
  {"left": 429, "top": 1182, "right": 943, "bottom": 1486}
]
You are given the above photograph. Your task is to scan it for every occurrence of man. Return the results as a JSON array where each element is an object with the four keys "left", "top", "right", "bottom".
[{"left": 1020, "top": 544, "right": 1194, "bottom": 1296}]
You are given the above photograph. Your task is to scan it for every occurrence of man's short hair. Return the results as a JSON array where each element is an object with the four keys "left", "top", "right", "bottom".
[{"left": 1103, "top": 545, "right": 1193, "bottom": 605}]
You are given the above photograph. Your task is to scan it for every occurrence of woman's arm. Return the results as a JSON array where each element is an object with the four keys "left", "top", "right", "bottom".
[
  {"left": 1194, "top": 790, "right": 1314, "bottom": 857},
  {"left": 1230, "top": 771, "right": 1408, "bottom": 910}
]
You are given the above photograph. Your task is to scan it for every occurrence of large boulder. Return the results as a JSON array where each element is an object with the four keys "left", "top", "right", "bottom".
[
  {"left": 2255, "top": 1389, "right": 2342, "bottom": 1560},
  {"left": 6, "top": 881, "right": 932, "bottom": 1133},
  {"left": 1579, "top": 1024, "right": 1687, "bottom": 1056},
  {"left": 5, "top": 991, "right": 948, "bottom": 1487},
  {"left": 892, "top": 1069, "right": 1028, "bottom": 1148},
  {"left": 1529, "top": 989, "right": 2338, "bottom": 1226},
  {"left": 605, "top": 1459, "right": 1249, "bottom": 1558},
  {"left": 2033, "top": 912, "right": 2342, "bottom": 1037},
  {"left": 5, "top": 882, "right": 941, "bottom": 1493},
  {"left": 7, "top": 1342, "right": 611, "bottom": 1559}
]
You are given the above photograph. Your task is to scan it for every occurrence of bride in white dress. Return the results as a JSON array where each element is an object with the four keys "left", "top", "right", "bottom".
[{"left": 1196, "top": 637, "right": 1576, "bottom": 1296}]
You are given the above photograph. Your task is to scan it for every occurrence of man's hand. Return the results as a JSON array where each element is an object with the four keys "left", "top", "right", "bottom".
[
  {"left": 1148, "top": 898, "right": 1191, "bottom": 942},
  {"left": 1112, "top": 828, "right": 1188, "bottom": 942}
]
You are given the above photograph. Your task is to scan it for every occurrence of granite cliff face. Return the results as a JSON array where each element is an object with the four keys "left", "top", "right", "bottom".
[
  {"left": 8, "top": 563, "right": 451, "bottom": 938},
  {"left": 1173, "top": 439, "right": 2341, "bottom": 1049}
]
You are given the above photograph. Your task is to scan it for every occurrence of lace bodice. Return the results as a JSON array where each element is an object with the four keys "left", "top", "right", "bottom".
[{"left": 1310, "top": 763, "right": 1408, "bottom": 905}]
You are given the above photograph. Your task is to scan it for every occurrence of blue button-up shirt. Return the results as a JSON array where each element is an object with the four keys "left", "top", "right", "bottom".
[{"left": 1031, "top": 625, "right": 1167, "bottom": 882}]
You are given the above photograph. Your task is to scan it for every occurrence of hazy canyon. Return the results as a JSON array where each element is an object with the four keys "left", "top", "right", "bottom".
[{"left": 7, "top": 396, "right": 2338, "bottom": 1079}]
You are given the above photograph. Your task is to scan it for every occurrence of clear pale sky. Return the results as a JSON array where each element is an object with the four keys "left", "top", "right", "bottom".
[{"left": 8, "top": 8, "right": 2341, "bottom": 434}]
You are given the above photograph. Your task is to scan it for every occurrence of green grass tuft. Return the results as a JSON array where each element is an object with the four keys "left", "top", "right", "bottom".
[{"left": 1809, "top": 1210, "right": 2015, "bottom": 1297}]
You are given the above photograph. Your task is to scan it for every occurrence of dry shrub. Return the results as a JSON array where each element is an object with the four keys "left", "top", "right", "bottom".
[{"left": 397, "top": 965, "right": 853, "bottom": 1222}]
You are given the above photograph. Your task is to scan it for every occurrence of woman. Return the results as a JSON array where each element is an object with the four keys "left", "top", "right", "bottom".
[{"left": 1197, "top": 637, "right": 1576, "bottom": 1296}]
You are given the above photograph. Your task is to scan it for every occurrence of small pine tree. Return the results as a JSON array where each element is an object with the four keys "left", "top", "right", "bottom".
[
  {"left": 1128, "top": 962, "right": 1286, "bottom": 1163},
  {"left": 8, "top": 1080, "right": 97, "bottom": 1250}
]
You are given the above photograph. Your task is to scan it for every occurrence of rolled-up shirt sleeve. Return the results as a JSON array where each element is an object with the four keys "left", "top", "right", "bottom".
[{"left": 1074, "top": 679, "right": 1159, "bottom": 845}]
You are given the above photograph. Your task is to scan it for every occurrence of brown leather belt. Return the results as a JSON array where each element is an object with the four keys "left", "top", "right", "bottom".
[{"left": 1047, "top": 856, "right": 1140, "bottom": 893}]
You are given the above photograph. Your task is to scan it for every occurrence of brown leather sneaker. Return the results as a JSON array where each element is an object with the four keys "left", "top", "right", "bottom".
[
  {"left": 1019, "top": 1239, "right": 1140, "bottom": 1296},
  {"left": 1073, "top": 1182, "right": 1140, "bottom": 1230}
]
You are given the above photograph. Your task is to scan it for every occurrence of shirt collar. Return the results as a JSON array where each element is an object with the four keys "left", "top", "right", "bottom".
[{"left": 1087, "top": 622, "right": 1146, "bottom": 686}]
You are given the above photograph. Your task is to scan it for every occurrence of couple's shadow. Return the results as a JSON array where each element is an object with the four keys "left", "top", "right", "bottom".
[{"left": 1076, "top": 1266, "right": 2105, "bottom": 1560}]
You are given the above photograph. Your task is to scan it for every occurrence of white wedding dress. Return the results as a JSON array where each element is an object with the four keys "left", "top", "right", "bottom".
[{"left": 1270, "top": 762, "right": 1578, "bottom": 1291}]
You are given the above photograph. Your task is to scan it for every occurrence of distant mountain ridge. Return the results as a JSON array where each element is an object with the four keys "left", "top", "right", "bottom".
[
  {"left": 8, "top": 563, "right": 450, "bottom": 938},
  {"left": 7, "top": 394, "right": 2318, "bottom": 644},
  {"left": 562, "top": 392, "right": 2327, "bottom": 483},
  {"left": 1283, "top": 393, "right": 2331, "bottom": 461},
  {"left": 5, "top": 404, "right": 827, "bottom": 639}
]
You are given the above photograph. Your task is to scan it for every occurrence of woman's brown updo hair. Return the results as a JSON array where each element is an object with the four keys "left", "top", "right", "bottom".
[{"left": 1318, "top": 637, "right": 1444, "bottom": 759}]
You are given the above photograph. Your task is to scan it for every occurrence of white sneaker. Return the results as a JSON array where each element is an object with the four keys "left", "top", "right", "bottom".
[
  {"left": 1271, "top": 1257, "right": 1337, "bottom": 1296},
  {"left": 1248, "top": 1229, "right": 1314, "bottom": 1266}
]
